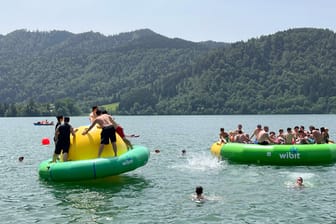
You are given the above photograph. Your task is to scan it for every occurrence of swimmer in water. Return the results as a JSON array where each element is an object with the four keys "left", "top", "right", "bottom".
[
  {"left": 193, "top": 186, "right": 205, "bottom": 202},
  {"left": 181, "top": 149, "right": 186, "bottom": 156},
  {"left": 295, "top": 176, "right": 304, "bottom": 187}
]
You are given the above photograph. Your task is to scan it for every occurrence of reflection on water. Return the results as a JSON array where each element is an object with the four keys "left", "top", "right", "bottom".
[
  {"left": 39, "top": 174, "right": 150, "bottom": 223},
  {"left": 42, "top": 174, "right": 150, "bottom": 191}
]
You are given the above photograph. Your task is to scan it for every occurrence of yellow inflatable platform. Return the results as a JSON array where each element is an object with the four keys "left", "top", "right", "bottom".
[
  {"left": 68, "top": 126, "right": 128, "bottom": 161},
  {"left": 210, "top": 142, "right": 224, "bottom": 157}
]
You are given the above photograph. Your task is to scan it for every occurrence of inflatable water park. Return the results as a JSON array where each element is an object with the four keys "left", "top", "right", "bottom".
[
  {"left": 211, "top": 142, "right": 336, "bottom": 166},
  {"left": 39, "top": 126, "right": 149, "bottom": 182}
]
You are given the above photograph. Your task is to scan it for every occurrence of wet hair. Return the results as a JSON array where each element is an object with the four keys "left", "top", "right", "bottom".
[
  {"left": 92, "top": 106, "right": 98, "bottom": 111},
  {"left": 220, "top": 128, "right": 224, "bottom": 131},
  {"left": 64, "top": 117, "right": 70, "bottom": 122},
  {"left": 96, "top": 109, "right": 102, "bottom": 116},
  {"left": 196, "top": 186, "right": 203, "bottom": 195},
  {"left": 257, "top": 124, "right": 262, "bottom": 128},
  {"left": 102, "top": 110, "right": 108, "bottom": 114},
  {"left": 56, "top": 115, "right": 63, "bottom": 122}
]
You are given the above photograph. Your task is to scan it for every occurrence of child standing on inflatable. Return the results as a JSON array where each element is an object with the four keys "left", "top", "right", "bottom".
[
  {"left": 101, "top": 110, "right": 133, "bottom": 150},
  {"left": 83, "top": 110, "right": 118, "bottom": 157},
  {"left": 53, "top": 117, "right": 78, "bottom": 162}
]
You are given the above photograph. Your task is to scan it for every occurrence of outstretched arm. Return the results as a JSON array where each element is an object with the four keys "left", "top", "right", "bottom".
[
  {"left": 71, "top": 127, "right": 78, "bottom": 136},
  {"left": 82, "top": 120, "right": 97, "bottom": 135}
]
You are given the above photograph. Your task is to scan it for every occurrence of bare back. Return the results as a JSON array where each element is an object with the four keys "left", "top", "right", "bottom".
[{"left": 95, "top": 114, "right": 114, "bottom": 128}]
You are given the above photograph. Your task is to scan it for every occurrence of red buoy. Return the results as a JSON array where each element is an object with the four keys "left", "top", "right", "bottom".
[{"left": 42, "top": 137, "right": 50, "bottom": 145}]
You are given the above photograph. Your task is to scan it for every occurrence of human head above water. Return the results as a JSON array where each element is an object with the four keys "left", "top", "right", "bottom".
[
  {"left": 195, "top": 186, "right": 203, "bottom": 195},
  {"left": 296, "top": 177, "right": 303, "bottom": 185}
]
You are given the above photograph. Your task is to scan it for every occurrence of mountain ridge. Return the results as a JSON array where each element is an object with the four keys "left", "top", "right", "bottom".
[{"left": 0, "top": 27, "right": 335, "bottom": 116}]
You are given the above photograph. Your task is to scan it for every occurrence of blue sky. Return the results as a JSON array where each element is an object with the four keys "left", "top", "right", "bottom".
[{"left": 1, "top": 0, "right": 336, "bottom": 42}]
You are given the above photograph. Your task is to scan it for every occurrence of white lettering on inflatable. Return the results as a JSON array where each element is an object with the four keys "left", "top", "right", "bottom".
[
  {"left": 122, "top": 158, "right": 134, "bottom": 166},
  {"left": 266, "top": 152, "right": 272, "bottom": 157},
  {"left": 279, "top": 152, "right": 301, "bottom": 159}
]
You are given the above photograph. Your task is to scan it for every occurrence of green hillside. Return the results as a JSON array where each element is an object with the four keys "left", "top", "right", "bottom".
[{"left": 0, "top": 28, "right": 335, "bottom": 116}]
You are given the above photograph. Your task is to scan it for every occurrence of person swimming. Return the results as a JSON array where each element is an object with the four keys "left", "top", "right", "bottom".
[
  {"left": 295, "top": 176, "right": 304, "bottom": 187},
  {"left": 192, "top": 186, "right": 206, "bottom": 202}
]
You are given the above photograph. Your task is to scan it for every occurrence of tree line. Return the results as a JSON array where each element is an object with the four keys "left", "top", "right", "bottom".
[{"left": 0, "top": 28, "right": 335, "bottom": 116}]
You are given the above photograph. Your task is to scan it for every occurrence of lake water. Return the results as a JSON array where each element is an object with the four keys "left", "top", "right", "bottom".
[{"left": 1, "top": 115, "right": 336, "bottom": 223}]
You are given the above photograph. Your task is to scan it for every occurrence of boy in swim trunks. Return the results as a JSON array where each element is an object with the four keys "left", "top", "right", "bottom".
[
  {"left": 101, "top": 110, "right": 133, "bottom": 150},
  {"left": 53, "top": 117, "right": 77, "bottom": 162},
  {"left": 82, "top": 109, "right": 118, "bottom": 157}
]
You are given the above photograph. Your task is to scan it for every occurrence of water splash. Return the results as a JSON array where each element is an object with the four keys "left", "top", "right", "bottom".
[{"left": 170, "top": 151, "right": 225, "bottom": 172}]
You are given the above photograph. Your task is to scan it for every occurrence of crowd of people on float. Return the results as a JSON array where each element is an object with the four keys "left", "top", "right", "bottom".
[{"left": 219, "top": 124, "right": 330, "bottom": 145}]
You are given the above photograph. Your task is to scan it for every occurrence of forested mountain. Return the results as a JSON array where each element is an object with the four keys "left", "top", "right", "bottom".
[
  {"left": 167, "top": 28, "right": 336, "bottom": 114},
  {"left": 0, "top": 28, "right": 335, "bottom": 116}
]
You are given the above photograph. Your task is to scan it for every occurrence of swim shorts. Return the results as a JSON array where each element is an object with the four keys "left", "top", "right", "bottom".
[
  {"left": 101, "top": 125, "right": 116, "bottom": 144},
  {"left": 55, "top": 142, "right": 70, "bottom": 154},
  {"left": 116, "top": 126, "right": 125, "bottom": 138}
]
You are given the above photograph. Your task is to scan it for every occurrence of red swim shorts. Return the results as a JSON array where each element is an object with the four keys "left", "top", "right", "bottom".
[{"left": 116, "top": 126, "right": 125, "bottom": 138}]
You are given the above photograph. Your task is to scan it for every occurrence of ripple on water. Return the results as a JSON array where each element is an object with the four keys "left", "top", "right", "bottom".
[{"left": 2, "top": 116, "right": 336, "bottom": 223}]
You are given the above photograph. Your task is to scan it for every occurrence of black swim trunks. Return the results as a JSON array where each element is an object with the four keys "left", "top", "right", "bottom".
[
  {"left": 101, "top": 125, "right": 116, "bottom": 144},
  {"left": 55, "top": 142, "right": 70, "bottom": 154},
  {"left": 54, "top": 123, "right": 71, "bottom": 154}
]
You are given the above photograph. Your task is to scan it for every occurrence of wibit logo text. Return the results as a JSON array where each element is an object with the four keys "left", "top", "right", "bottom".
[{"left": 279, "top": 152, "right": 301, "bottom": 159}]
